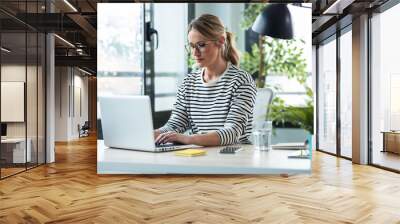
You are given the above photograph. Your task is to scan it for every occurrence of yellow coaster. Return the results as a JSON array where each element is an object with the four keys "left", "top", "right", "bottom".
[{"left": 175, "top": 149, "right": 206, "bottom": 157}]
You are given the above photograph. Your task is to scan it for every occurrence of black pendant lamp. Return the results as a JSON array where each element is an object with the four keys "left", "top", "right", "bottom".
[{"left": 251, "top": 4, "right": 293, "bottom": 40}]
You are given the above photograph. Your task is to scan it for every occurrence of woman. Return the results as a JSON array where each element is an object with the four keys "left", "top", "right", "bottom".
[{"left": 155, "top": 14, "right": 257, "bottom": 146}]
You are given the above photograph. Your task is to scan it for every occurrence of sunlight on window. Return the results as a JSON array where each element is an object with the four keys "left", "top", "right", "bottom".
[
  {"left": 318, "top": 39, "right": 337, "bottom": 154},
  {"left": 266, "top": 4, "right": 312, "bottom": 107},
  {"left": 97, "top": 3, "right": 144, "bottom": 97},
  {"left": 98, "top": 3, "right": 143, "bottom": 73},
  {"left": 288, "top": 4, "right": 312, "bottom": 73}
]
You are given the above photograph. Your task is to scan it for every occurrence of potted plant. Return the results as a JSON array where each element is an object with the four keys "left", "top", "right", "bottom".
[{"left": 240, "top": 3, "right": 313, "bottom": 135}]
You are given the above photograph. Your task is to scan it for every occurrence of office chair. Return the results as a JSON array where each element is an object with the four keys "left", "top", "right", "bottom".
[
  {"left": 79, "top": 121, "right": 90, "bottom": 138},
  {"left": 252, "top": 88, "right": 275, "bottom": 129},
  {"left": 250, "top": 88, "right": 274, "bottom": 144}
]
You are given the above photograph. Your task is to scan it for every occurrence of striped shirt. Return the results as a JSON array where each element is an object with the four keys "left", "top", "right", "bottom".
[{"left": 158, "top": 62, "right": 257, "bottom": 145}]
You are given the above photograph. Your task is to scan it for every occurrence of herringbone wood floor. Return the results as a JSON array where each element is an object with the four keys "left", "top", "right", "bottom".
[{"left": 1, "top": 135, "right": 400, "bottom": 224}]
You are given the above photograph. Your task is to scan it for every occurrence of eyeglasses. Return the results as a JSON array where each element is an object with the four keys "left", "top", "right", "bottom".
[{"left": 185, "top": 40, "right": 217, "bottom": 53}]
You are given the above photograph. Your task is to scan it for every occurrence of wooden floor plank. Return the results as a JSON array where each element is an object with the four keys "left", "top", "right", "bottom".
[{"left": 0, "top": 135, "right": 400, "bottom": 223}]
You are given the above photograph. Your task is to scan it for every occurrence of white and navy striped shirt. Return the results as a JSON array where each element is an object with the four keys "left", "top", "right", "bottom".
[{"left": 158, "top": 62, "right": 257, "bottom": 145}]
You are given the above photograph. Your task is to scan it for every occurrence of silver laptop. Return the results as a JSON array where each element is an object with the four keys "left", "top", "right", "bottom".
[{"left": 99, "top": 95, "right": 200, "bottom": 152}]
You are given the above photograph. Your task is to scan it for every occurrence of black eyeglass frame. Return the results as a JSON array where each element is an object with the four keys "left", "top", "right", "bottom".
[{"left": 185, "top": 39, "right": 218, "bottom": 53}]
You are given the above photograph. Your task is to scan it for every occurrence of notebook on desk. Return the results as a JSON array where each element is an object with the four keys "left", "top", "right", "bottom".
[
  {"left": 175, "top": 149, "right": 206, "bottom": 157},
  {"left": 99, "top": 95, "right": 201, "bottom": 152}
]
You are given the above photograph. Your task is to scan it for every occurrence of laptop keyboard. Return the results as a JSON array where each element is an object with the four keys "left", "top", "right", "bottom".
[{"left": 155, "top": 143, "right": 181, "bottom": 152}]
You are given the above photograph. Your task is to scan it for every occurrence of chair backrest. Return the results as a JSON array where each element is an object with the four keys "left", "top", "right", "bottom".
[
  {"left": 252, "top": 87, "right": 274, "bottom": 130},
  {"left": 82, "top": 121, "right": 90, "bottom": 129}
]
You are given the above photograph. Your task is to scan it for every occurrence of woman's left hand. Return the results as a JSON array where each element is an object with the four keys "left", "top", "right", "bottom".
[{"left": 155, "top": 131, "right": 192, "bottom": 145}]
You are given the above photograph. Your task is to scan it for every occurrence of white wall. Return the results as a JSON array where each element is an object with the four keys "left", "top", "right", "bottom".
[
  {"left": 55, "top": 67, "right": 89, "bottom": 141},
  {"left": 195, "top": 3, "right": 246, "bottom": 53},
  {"left": 72, "top": 73, "right": 89, "bottom": 137},
  {"left": 1, "top": 63, "right": 46, "bottom": 163},
  {"left": 55, "top": 66, "right": 68, "bottom": 141},
  {"left": 1, "top": 65, "right": 38, "bottom": 137}
]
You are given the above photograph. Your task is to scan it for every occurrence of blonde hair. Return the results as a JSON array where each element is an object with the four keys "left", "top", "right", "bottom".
[{"left": 188, "top": 14, "right": 240, "bottom": 66}]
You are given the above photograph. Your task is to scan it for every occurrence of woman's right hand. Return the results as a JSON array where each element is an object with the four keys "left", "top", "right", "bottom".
[{"left": 155, "top": 131, "right": 192, "bottom": 145}]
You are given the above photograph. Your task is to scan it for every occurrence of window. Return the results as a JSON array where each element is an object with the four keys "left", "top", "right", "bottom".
[
  {"left": 97, "top": 3, "right": 144, "bottom": 98},
  {"left": 371, "top": 3, "right": 400, "bottom": 171},
  {"left": 339, "top": 28, "right": 352, "bottom": 158},
  {"left": 153, "top": 4, "right": 188, "bottom": 112},
  {"left": 266, "top": 4, "right": 312, "bottom": 108},
  {"left": 317, "top": 36, "right": 337, "bottom": 155}
]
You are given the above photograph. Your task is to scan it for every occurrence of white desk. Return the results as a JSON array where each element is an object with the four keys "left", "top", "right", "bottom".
[
  {"left": 1, "top": 138, "right": 31, "bottom": 163},
  {"left": 97, "top": 140, "right": 311, "bottom": 174}
]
